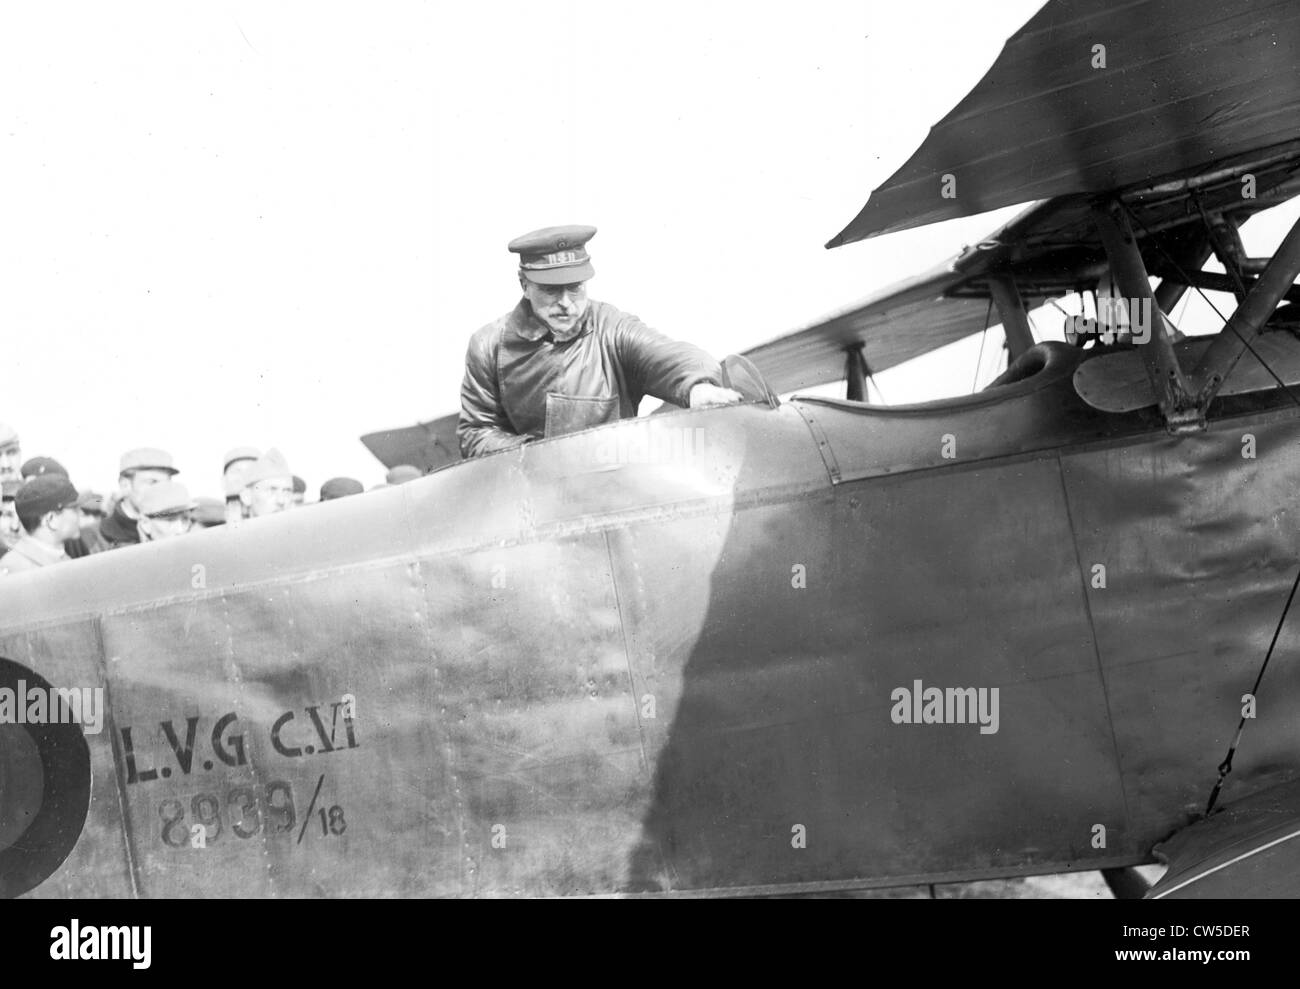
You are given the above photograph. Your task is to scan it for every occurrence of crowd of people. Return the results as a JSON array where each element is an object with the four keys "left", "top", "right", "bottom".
[
  {"left": 0, "top": 225, "right": 740, "bottom": 578},
  {"left": 0, "top": 422, "right": 423, "bottom": 576}
]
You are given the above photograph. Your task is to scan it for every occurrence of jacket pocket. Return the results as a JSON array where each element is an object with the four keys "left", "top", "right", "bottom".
[{"left": 544, "top": 393, "right": 621, "bottom": 438}]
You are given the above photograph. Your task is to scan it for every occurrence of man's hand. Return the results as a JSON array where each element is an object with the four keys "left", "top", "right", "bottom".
[{"left": 689, "top": 382, "right": 745, "bottom": 409}]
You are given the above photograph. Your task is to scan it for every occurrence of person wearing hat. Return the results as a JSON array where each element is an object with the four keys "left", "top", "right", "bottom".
[
  {"left": 0, "top": 475, "right": 82, "bottom": 575},
  {"left": 75, "top": 489, "right": 106, "bottom": 555},
  {"left": 0, "top": 480, "right": 22, "bottom": 557},
  {"left": 13, "top": 456, "right": 92, "bottom": 559},
  {"left": 0, "top": 424, "right": 21, "bottom": 484},
  {"left": 193, "top": 496, "right": 226, "bottom": 528},
  {"left": 223, "top": 446, "right": 260, "bottom": 523},
  {"left": 223, "top": 447, "right": 260, "bottom": 478},
  {"left": 239, "top": 449, "right": 295, "bottom": 519},
  {"left": 20, "top": 456, "right": 69, "bottom": 479},
  {"left": 77, "top": 489, "right": 105, "bottom": 526},
  {"left": 319, "top": 477, "right": 363, "bottom": 501},
  {"left": 84, "top": 447, "right": 180, "bottom": 553},
  {"left": 457, "top": 225, "right": 743, "bottom": 459},
  {"left": 136, "top": 481, "right": 197, "bottom": 542}
]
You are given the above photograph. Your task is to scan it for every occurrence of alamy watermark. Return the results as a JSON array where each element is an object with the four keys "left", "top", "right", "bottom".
[
  {"left": 581, "top": 426, "right": 711, "bottom": 466},
  {"left": 0, "top": 679, "right": 103, "bottom": 734},
  {"left": 890, "top": 679, "right": 1000, "bottom": 734},
  {"left": 1064, "top": 296, "right": 1153, "bottom": 346},
  {"left": 50, "top": 920, "right": 151, "bottom": 969}
]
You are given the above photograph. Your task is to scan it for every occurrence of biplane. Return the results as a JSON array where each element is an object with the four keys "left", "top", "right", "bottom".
[{"left": 4, "top": 0, "right": 1300, "bottom": 899}]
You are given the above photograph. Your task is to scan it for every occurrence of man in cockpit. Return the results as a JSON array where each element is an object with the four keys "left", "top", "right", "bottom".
[{"left": 457, "top": 225, "right": 743, "bottom": 459}]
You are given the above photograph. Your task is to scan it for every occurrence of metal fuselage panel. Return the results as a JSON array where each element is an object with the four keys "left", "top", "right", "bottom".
[{"left": 7, "top": 370, "right": 1300, "bottom": 895}]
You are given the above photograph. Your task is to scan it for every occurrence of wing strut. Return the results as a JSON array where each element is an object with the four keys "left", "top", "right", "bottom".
[
  {"left": 987, "top": 273, "right": 1035, "bottom": 362},
  {"left": 1090, "top": 201, "right": 1201, "bottom": 430},
  {"left": 844, "top": 344, "right": 869, "bottom": 402},
  {"left": 1192, "top": 213, "right": 1300, "bottom": 408},
  {"left": 1092, "top": 202, "right": 1300, "bottom": 429}
]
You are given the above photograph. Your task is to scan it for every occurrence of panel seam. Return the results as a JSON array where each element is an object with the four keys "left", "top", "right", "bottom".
[
  {"left": 95, "top": 615, "right": 143, "bottom": 898},
  {"left": 1055, "top": 450, "right": 1133, "bottom": 826}
]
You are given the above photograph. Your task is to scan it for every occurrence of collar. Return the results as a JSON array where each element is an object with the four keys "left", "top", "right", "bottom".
[
  {"left": 509, "top": 298, "right": 590, "bottom": 344},
  {"left": 12, "top": 534, "right": 68, "bottom": 566}
]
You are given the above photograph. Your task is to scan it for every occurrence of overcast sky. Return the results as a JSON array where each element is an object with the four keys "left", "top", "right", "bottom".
[{"left": 3, "top": 0, "right": 1294, "bottom": 498}]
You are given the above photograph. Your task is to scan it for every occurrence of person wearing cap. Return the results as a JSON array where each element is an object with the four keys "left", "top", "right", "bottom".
[
  {"left": 0, "top": 480, "right": 22, "bottom": 557},
  {"left": 224, "top": 447, "right": 260, "bottom": 479},
  {"left": 21, "top": 456, "right": 68, "bottom": 479},
  {"left": 136, "top": 481, "right": 197, "bottom": 542},
  {"left": 0, "top": 424, "right": 21, "bottom": 484},
  {"left": 223, "top": 446, "right": 260, "bottom": 523},
  {"left": 457, "top": 225, "right": 743, "bottom": 459},
  {"left": 77, "top": 489, "right": 105, "bottom": 526},
  {"left": 193, "top": 496, "right": 226, "bottom": 528},
  {"left": 13, "top": 456, "right": 91, "bottom": 559},
  {"left": 239, "top": 449, "right": 295, "bottom": 519},
  {"left": 0, "top": 475, "right": 82, "bottom": 575},
  {"left": 319, "top": 477, "right": 363, "bottom": 501},
  {"left": 292, "top": 475, "right": 307, "bottom": 507},
  {"left": 75, "top": 489, "right": 106, "bottom": 555},
  {"left": 84, "top": 447, "right": 180, "bottom": 553}
]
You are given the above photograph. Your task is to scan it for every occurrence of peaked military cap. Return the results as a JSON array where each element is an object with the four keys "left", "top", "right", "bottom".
[
  {"left": 15, "top": 475, "right": 78, "bottom": 524},
  {"left": 508, "top": 225, "right": 596, "bottom": 284},
  {"left": 21, "top": 456, "right": 68, "bottom": 479}
]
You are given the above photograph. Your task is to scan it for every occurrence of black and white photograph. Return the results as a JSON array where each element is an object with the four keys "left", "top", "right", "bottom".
[{"left": 0, "top": 0, "right": 1296, "bottom": 954}]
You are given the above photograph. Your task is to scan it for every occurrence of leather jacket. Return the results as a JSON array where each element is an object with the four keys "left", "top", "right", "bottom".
[{"left": 458, "top": 298, "right": 722, "bottom": 458}]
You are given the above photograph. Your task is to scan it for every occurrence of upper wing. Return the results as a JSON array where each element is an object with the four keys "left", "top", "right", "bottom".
[
  {"left": 828, "top": 0, "right": 1300, "bottom": 246},
  {"left": 750, "top": 0, "right": 1300, "bottom": 392},
  {"left": 745, "top": 168, "right": 1300, "bottom": 392},
  {"left": 360, "top": 412, "right": 462, "bottom": 472}
]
